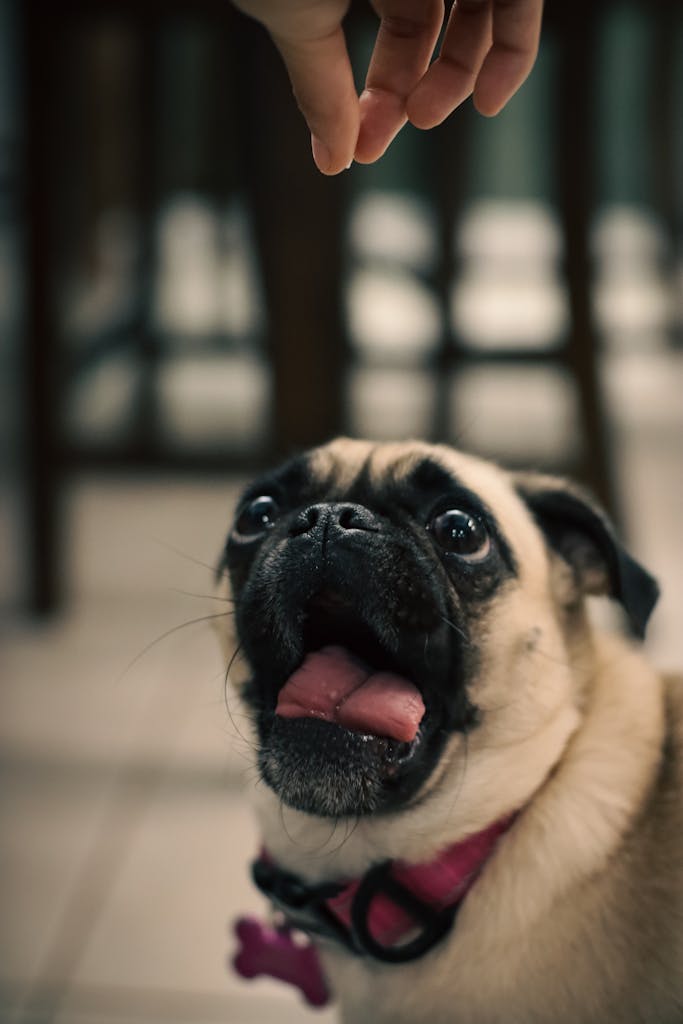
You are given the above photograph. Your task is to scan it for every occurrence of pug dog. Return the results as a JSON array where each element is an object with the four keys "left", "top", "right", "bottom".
[{"left": 217, "top": 438, "right": 682, "bottom": 1024}]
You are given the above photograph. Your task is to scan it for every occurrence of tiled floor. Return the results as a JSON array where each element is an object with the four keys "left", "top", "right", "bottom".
[
  {"left": 1, "top": 352, "right": 681, "bottom": 1024},
  {"left": 0, "top": 482, "right": 337, "bottom": 1024}
]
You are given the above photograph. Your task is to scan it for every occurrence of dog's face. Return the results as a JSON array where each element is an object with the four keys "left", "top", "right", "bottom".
[{"left": 220, "top": 439, "right": 657, "bottom": 824}]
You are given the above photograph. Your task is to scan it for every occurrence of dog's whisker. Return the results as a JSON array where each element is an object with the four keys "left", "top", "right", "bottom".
[
  {"left": 238, "top": 761, "right": 264, "bottom": 783},
  {"left": 224, "top": 720, "right": 258, "bottom": 753},
  {"left": 168, "top": 586, "right": 236, "bottom": 604},
  {"left": 278, "top": 799, "right": 301, "bottom": 848},
  {"left": 151, "top": 537, "right": 230, "bottom": 581},
  {"left": 320, "top": 818, "right": 344, "bottom": 853},
  {"left": 118, "top": 611, "right": 232, "bottom": 682},
  {"left": 223, "top": 644, "right": 258, "bottom": 750},
  {"left": 329, "top": 815, "right": 362, "bottom": 856},
  {"left": 225, "top": 745, "right": 257, "bottom": 768},
  {"left": 250, "top": 773, "right": 267, "bottom": 796},
  {"left": 438, "top": 614, "right": 470, "bottom": 645}
]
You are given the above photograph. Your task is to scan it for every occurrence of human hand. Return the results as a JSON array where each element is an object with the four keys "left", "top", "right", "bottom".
[{"left": 233, "top": 0, "right": 544, "bottom": 176}]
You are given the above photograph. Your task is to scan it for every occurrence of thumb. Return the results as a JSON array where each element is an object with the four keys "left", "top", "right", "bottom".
[{"left": 272, "top": 28, "right": 360, "bottom": 174}]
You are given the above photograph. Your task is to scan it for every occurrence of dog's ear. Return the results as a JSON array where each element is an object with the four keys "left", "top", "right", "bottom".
[{"left": 514, "top": 474, "right": 659, "bottom": 639}]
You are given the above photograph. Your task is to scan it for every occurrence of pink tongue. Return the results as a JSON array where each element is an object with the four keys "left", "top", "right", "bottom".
[{"left": 275, "top": 646, "right": 425, "bottom": 743}]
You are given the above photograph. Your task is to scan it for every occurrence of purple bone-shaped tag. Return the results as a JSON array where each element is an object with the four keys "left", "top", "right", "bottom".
[{"left": 233, "top": 916, "right": 331, "bottom": 1008}]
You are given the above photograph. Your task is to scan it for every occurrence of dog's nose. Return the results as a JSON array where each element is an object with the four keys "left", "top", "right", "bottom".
[{"left": 289, "top": 503, "right": 381, "bottom": 538}]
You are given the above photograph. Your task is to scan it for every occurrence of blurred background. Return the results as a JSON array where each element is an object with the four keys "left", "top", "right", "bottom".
[{"left": 1, "top": 1, "right": 682, "bottom": 1021}]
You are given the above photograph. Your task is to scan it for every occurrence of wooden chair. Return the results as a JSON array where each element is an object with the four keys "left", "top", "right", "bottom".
[{"left": 19, "top": 0, "right": 679, "bottom": 611}]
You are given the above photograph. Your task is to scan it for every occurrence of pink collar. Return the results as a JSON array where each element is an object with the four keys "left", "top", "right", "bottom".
[
  {"left": 324, "top": 813, "right": 515, "bottom": 950},
  {"left": 234, "top": 814, "right": 516, "bottom": 1006}
]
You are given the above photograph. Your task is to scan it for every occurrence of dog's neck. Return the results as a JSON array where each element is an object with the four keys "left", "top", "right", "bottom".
[{"left": 250, "top": 810, "right": 518, "bottom": 966}]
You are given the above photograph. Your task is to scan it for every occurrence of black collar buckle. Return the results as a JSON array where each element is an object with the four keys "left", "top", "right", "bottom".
[
  {"left": 251, "top": 858, "right": 356, "bottom": 951},
  {"left": 251, "top": 856, "right": 459, "bottom": 964},
  {"left": 350, "top": 860, "right": 458, "bottom": 963}
]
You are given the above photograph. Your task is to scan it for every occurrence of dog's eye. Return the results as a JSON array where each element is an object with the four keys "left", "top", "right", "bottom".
[
  {"left": 429, "top": 509, "right": 490, "bottom": 560},
  {"left": 233, "top": 495, "right": 280, "bottom": 540}
]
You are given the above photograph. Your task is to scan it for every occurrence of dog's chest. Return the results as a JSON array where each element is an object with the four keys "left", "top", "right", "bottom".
[{"left": 319, "top": 891, "right": 673, "bottom": 1024}]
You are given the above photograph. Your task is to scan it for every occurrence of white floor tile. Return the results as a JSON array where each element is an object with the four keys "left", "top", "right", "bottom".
[
  {"left": 0, "top": 773, "right": 109, "bottom": 986},
  {"left": 61, "top": 787, "right": 335, "bottom": 1022},
  {"left": 0, "top": 598, "right": 240, "bottom": 775}
]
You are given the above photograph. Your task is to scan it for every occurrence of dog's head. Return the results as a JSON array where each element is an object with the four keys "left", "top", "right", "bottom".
[{"left": 219, "top": 439, "right": 658, "bottom": 824}]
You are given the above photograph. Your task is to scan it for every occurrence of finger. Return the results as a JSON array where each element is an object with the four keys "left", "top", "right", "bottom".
[
  {"left": 272, "top": 27, "right": 360, "bottom": 174},
  {"left": 406, "top": 0, "right": 492, "bottom": 130},
  {"left": 473, "top": 0, "right": 544, "bottom": 116},
  {"left": 354, "top": 0, "right": 444, "bottom": 164},
  {"left": 354, "top": 91, "right": 408, "bottom": 165}
]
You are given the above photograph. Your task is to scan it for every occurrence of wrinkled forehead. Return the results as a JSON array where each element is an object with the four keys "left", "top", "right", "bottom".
[
  {"left": 311, "top": 438, "right": 518, "bottom": 515},
  {"left": 308, "top": 439, "right": 546, "bottom": 576}
]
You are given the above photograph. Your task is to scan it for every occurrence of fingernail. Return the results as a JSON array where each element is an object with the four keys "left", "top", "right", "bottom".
[{"left": 311, "top": 135, "right": 332, "bottom": 173}]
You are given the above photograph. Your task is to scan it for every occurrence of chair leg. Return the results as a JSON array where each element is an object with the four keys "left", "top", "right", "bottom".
[
  {"left": 232, "top": 13, "right": 349, "bottom": 457},
  {"left": 556, "top": 4, "right": 618, "bottom": 520},
  {"left": 21, "top": 0, "right": 61, "bottom": 614}
]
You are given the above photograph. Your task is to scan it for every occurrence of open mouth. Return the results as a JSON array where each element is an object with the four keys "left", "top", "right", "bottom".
[
  {"left": 276, "top": 645, "right": 425, "bottom": 745},
  {"left": 253, "top": 588, "right": 461, "bottom": 818},
  {"left": 262, "top": 594, "right": 431, "bottom": 797},
  {"left": 288, "top": 594, "right": 426, "bottom": 739}
]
